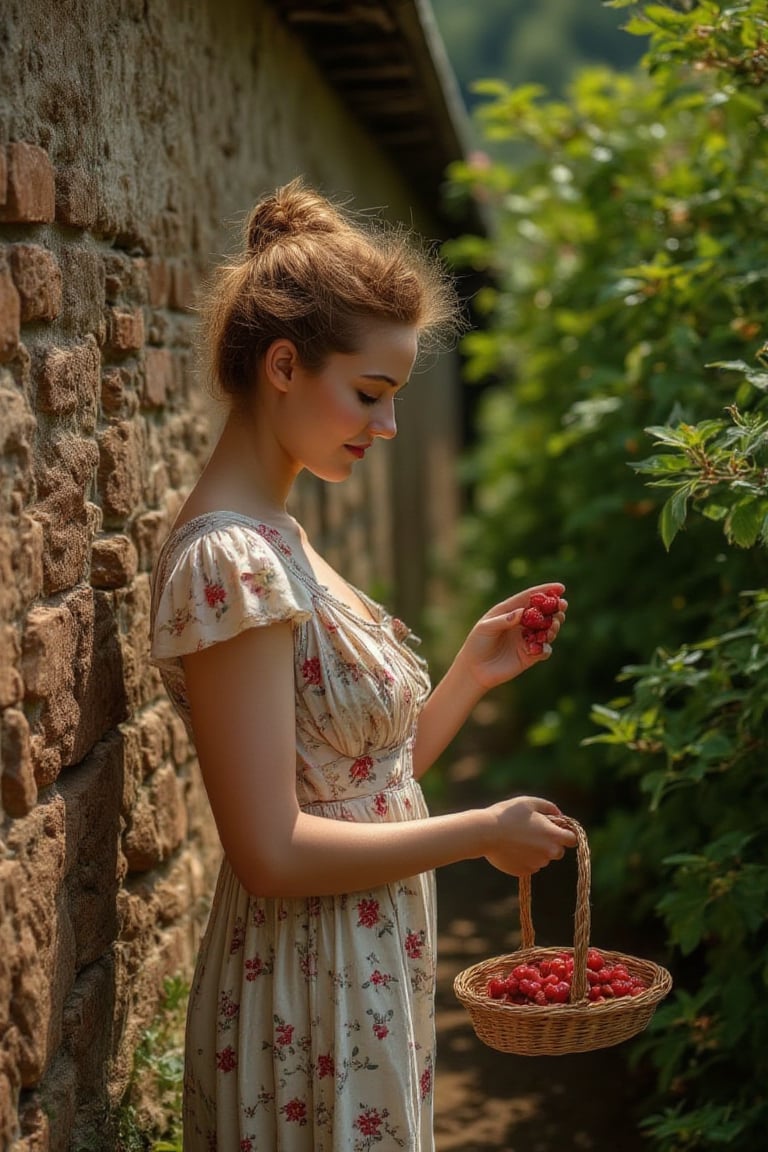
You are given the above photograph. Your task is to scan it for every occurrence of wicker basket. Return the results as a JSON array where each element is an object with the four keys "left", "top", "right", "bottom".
[{"left": 453, "top": 817, "right": 672, "bottom": 1055}]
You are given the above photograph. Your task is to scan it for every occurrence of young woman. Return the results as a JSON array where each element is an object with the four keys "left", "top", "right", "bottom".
[{"left": 150, "top": 179, "right": 577, "bottom": 1151}]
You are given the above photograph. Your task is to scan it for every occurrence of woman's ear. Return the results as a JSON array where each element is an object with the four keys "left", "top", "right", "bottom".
[{"left": 263, "top": 339, "right": 300, "bottom": 394}]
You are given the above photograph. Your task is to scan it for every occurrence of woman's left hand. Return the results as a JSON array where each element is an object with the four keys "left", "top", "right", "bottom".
[{"left": 456, "top": 582, "right": 568, "bottom": 695}]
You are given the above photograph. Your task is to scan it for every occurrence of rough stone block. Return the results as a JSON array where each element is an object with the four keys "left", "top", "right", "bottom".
[
  {"left": 0, "top": 387, "right": 37, "bottom": 556},
  {"left": 100, "top": 365, "right": 139, "bottom": 417},
  {"left": 55, "top": 166, "right": 97, "bottom": 230},
  {"left": 90, "top": 534, "right": 138, "bottom": 589},
  {"left": 169, "top": 260, "right": 196, "bottom": 310},
  {"left": 0, "top": 1060, "right": 19, "bottom": 1152},
  {"left": 61, "top": 961, "right": 114, "bottom": 1131},
  {"left": 63, "top": 587, "right": 128, "bottom": 766},
  {"left": 1, "top": 513, "right": 46, "bottom": 622},
  {"left": 122, "top": 764, "right": 187, "bottom": 873},
  {"left": 1, "top": 708, "right": 37, "bottom": 817},
  {"left": 35, "top": 336, "right": 100, "bottom": 420},
  {"left": 10, "top": 245, "right": 63, "bottom": 323},
  {"left": 0, "top": 624, "right": 22, "bottom": 708},
  {"left": 21, "top": 604, "right": 76, "bottom": 783},
  {"left": 145, "top": 257, "right": 171, "bottom": 307},
  {"left": 13, "top": 514, "right": 45, "bottom": 612},
  {"left": 114, "top": 574, "right": 153, "bottom": 712},
  {"left": 137, "top": 706, "right": 171, "bottom": 778},
  {"left": 29, "top": 1050, "right": 77, "bottom": 1152},
  {"left": 102, "top": 252, "right": 148, "bottom": 307},
  {"left": 60, "top": 741, "right": 122, "bottom": 969},
  {"left": 0, "top": 143, "right": 55, "bottom": 224},
  {"left": 58, "top": 247, "right": 105, "bottom": 340},
  {"left": 97, "top": 418, "right": 145, "bottom": 523},
  {"left": 131, "top": 508, "right": 169, "bottom": 573},
  {"left": 106, "top": 307, "right": 145, "bottom": 353},
  {"left": 21, "top": 605, "right": 75, "bottom": 703},
  {"left": 20, "top": 588, "right": 126, "bottom": 783},
  {"left": 3, "top": 796, "right": 75, "bottom": 1089},
  {"left": 32, "top": 435, "right": 99, "bottom": 594},
  {"left": 0, "top": 261, "right": 21, "bottom": 362},
  {"left": 142, "top": 346, "right": 175, "bottom": 408}
]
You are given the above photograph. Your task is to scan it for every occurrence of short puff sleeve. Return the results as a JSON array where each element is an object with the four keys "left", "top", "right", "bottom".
[{"left": 150, "top": 523, "right": 313, "bottom": 662}]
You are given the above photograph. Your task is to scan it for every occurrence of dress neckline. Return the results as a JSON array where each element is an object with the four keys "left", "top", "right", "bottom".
[{"left": 164, "top": 509, "right": 387, "bottom": 632}]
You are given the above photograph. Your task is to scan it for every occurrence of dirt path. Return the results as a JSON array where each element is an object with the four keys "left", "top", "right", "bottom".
[{"left": 431, "top": 759, "right": 652, "bottom": 1152}]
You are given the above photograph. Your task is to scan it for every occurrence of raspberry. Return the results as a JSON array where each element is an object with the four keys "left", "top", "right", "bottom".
[
  {"left": 488, "top": 978, "right": 507, "bottom": 999},
  {"left": 521, "top": 607, "right": 547, "bottom": 630},
  {"left": 548, "top": 981, "right": 570, "bottom": 1004},
  {"left": 586, "top": 949, "right": 605, "bottom": 972},
  {"left": 530, "top": 592, "right": 560, "bottom": 616}
]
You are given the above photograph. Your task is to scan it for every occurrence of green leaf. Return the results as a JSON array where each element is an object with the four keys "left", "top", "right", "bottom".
[
  {"left": 659, "top": 487, "right": 689, "bottom": 550},
  {"left": 726, "top": 499, "right": 768, "bottom": 547},
  {"left": 632, "top": 452, "right": 691, "bottom": 476}
]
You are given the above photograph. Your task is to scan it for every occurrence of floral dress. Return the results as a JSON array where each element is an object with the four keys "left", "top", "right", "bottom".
[{"left": 149, "top": 511, "right": 436, "bottom": 1152}]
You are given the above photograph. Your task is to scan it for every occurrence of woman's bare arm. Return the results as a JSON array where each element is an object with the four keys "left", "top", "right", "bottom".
[
  {"left": 412, "top": 584, "right": 567, "bottom": 779},
  {"left": 181, "top": 621, "right": 575, "bottom": 898}
]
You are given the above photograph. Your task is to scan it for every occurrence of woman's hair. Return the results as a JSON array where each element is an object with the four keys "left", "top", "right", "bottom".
[{"left": 199, "top": 178, "right": 463, "bottom": 401}]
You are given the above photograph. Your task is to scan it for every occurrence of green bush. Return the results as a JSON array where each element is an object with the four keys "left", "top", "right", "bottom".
[{"left": 445, "top": 2, "right": 768, "bottom": 1148}]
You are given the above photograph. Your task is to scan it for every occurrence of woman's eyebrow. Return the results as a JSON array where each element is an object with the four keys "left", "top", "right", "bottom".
[{"left": 360, "top": 373, "right": 410, "bottom": 389}]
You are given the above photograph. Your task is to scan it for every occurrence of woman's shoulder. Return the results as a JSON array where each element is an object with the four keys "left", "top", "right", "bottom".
[{"left": 150, "top": 510, "right": 313, "bottom": 660}]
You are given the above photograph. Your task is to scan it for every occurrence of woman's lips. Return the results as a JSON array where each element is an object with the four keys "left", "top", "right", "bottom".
[{"left": 345, "top": 444, "right": 367, "bottom": 459}]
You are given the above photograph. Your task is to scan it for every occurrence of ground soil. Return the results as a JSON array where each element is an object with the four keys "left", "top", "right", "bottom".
[{"left": 431, "top": 750, "right": 654, "bottom": 1152}]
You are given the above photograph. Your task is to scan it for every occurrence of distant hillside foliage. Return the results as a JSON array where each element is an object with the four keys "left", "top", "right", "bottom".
[{"left": 431, "top": 0, "right": 643, "bottom": 104}]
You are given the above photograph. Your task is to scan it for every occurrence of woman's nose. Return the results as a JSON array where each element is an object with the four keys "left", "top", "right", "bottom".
[{"left": 369, "top": 399, "right": 397, "bottom": 439}]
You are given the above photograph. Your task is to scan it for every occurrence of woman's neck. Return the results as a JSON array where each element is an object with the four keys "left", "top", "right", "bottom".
[{"left": 190, "top": 408, "right": 299, "bottom": 524}]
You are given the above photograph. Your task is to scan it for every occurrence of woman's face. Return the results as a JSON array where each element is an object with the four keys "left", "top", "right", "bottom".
[{"left": 271, "top": 323, "right": 419, "bottom": 482}]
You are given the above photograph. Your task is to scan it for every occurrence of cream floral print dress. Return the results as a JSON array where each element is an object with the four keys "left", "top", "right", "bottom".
[{"left": 150, "top": 512, "right": 437, "bottom": 1152}]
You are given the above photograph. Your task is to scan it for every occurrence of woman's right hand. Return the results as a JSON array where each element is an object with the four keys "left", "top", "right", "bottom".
[{"left": 483, "top": 796, "right": 577, "bottom": 877}]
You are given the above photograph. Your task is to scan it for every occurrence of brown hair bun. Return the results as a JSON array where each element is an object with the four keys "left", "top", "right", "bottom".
[
  {"left": 245, "top": 183, "right": 342, "bottom": 257},
  {"left": 201, "top": 177, "right": 463, "bottom": 401}
]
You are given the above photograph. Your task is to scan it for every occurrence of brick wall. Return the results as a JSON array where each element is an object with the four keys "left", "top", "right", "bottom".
[{"left": 0, "top": 2, "right": 460, "bottom": 1149}]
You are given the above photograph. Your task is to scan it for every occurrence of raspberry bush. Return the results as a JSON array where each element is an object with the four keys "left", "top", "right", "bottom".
[{"left": 444, "top": 3, "right": 768, "bottom": 1149}]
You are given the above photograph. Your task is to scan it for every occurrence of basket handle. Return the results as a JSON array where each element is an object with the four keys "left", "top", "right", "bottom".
[{"left": 518, "top": 816, "right": 591, "bottom": 1004}]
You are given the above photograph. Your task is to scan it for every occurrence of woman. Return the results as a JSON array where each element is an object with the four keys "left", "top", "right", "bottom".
[{"left": 150, "top": 178, "right": 576, "bottom": 1151}]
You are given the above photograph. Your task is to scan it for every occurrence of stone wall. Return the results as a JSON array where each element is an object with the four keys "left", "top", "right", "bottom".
[{"left": 0, "top": 2, "right": 461, "bottom": 1148}]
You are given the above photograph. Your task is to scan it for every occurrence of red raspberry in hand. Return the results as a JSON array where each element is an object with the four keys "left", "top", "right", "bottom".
[
  {"left": 530, "top": 592, "right": 560, "bottom": 616},
  {"left": 521, "top": 607, "right": 547, "bottom": 631}
]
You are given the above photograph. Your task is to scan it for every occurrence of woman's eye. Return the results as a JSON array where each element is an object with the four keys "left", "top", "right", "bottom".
[{"left": 357, "top": 391, "right": 378, "bottom": 406}]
